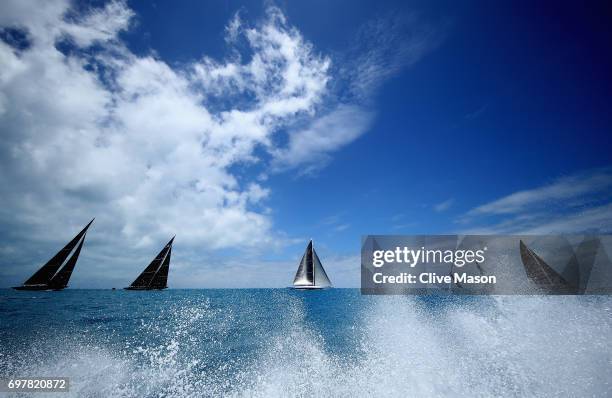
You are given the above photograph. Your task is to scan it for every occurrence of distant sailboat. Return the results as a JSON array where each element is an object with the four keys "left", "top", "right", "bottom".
[
  {"left": 125, "top": 237, "right": 174, "bottom": 290},
  {"left": 292, "top": 240, "right": 332, "bottom": 289},
  {"left": 13, "top": 219, "right": 94, "bottom": 291},
  {"left": 519, "top": 240, "right": 576, "bottom": 293}
]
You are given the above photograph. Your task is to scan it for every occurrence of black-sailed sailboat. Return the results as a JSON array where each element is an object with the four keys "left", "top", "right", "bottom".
[
  {"left": 125, "top": 237, "right": 174, "bottom": 290},
  {"left": 13, "top": 219, "right": 94, "bottom": 291},
  {"left": 519, "top": 240, "right": 577, "bottom": 294},
  {"left": 292, "top": 240, "right": 332, "bottom": 289}
]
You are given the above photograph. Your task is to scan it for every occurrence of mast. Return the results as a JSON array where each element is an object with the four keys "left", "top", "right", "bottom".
[
  {"left": 48, "top": 235, "right": 85, "bottom": 290},
  {"left": 293, "top": 241, "right": 314, "bottom": 287},
  {"left": 312, "top": 239, "right": 315, "bottom": 285},
  {"left": 149, "top": 237, "right": 174, "bottom": 289}
]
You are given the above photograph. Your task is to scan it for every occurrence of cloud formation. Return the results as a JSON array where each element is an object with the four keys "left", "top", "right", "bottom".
[
  {"left": 271, "top": 11, "right": 444, "bottom": 176},
  {"left": 460, "top": 169, "right": 612, "bottom": 234},
  {"left": 0, "top": 1, "right": 439, "bottom": 287},
  {"left": 0, "top": 1, "right": 332, "bottom": 251},
  {"left": 271, "top": 105, "right": 373, "bottom": 174},
  {"left": 339, "top": 13, "right": 445, "bottom": 102},
  {"left": 434, "top": 198, "right": 454, "bottom": 212}
]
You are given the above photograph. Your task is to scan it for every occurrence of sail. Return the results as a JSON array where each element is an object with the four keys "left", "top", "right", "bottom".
[
  {"left": 129, "top": 245, "right": 169, "bottom": 288},
  {"left": 312, "top": 247, "right": 331, "bottom": 288},
  {"left": 293, "top": 240, "right": 331, "bottom": 288},
  {"left": 48, "top": 236, "right": 85, "bottom": 289},
  {"left": 149, "top": 246, "right": 171, "bottom": 289},
  {"left": 519, "top": 240, "right": 574, "bottom": 292},
  {"left": 22, "top": 219, "right": 94, "bottom": 286},
  {"left": 128, "top": 237, "right": 174, "bottom": 289},
  {"left": 293, "top": 241, "right": 314, "bottom": 286},
  {"left": 574, "top": 237, "right": 600, "bottom": 292}
]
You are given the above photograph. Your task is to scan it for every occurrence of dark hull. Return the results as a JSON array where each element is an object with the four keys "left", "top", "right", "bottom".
[
  {"left": 291, "top": 285, "right": 331, "bottom": 290},
  {"left": 12, "top": 285, "right": 65, "bottom": 291},
  {"left": 123, "top": 286, "right": 168, "bottom": 290}
]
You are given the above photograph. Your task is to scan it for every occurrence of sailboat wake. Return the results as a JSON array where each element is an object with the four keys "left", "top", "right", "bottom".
[{"left": 1, "top": 291, "right": 611, "bottom": 397}]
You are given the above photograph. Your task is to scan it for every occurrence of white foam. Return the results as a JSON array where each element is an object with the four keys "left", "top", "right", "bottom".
[
  {"left": 3, "top": 294, "right": 611, "bottom": 397},
  {"left": 236, "top": 295, "right": 612, "bottom": 397}
]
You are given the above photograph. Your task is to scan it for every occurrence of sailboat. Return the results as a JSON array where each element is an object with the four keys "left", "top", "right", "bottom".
[
  {"left": 13, "top": 219, "right": 94, "bottom": 291},
  {"left": 292, "top": 240, "right": 332, "bottom": 289},
  {"left": 519, "top": 240, "right": 576, "bottom": 293},
  {"left": 125, "top": 236, "right": 174, "bottom": 290}
]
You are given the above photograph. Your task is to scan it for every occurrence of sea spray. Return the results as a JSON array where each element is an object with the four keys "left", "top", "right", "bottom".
[{"left": 1, "top": 290, "right": 611, "bottom": 397}]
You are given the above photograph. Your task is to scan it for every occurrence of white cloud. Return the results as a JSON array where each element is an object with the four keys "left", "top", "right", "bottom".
[
  {"left": 518, "top": 203, "right": 612, "bottom": 234},
  {"left": 0, "top": 1, "right": 441, "bottom": 287},
  {"left": 434, "top": 198, "right": 454, "bottom": 212},
  {"left": 266, "top": 12, "right": 443, "bottom": 175},
  {"left": 0, "top": 0, "right": 133, "bottom": 48},
  {"left": 271, "top": 105, "right": 373, "bottom": 174},
  {"left": 319, "top": 213, "right": 351, "bottom": 231},
  {"left": 465, "top": 171, "right": 612, "bottom": 218},
  {"left": 60, "top": 0, "right": 134, "bottom": 47},
  {"left": 460, "top": 169, "right": 612, "bottom": 234},
  {"left": 334, "top": 224, "right": 350, "bottom": 232},
  {"left": 0, "top": 1, "right": 331, "bottom": 258},
  {"left": 225, "top": 11, "right": 242, "bottom": 43},
  {"left": 340, "top": 13, "right": 445, "bottom": 101}
]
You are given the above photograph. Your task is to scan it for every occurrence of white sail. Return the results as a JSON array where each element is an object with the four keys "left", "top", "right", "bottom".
[{"left": 313, "top": 248, "right": 331, "bottom": 288}]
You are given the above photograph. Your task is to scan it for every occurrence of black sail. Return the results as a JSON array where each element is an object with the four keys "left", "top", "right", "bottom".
[
  {"left": 48, "top": 236, "right": 85, "bottom": 290},
  {"left": 128, "top": 247, "right": 169, "bottom": 288},
  {"left": 21, "top": 219, "right": 94, "bottom": 287},
  {"left": 519, "top": 240, "right": 575, "bottom": 293},
  {"left": 127, "top": 237, "right": 174, "bottom": 289},
  {"left": 149, "top": 246, "right": 171, "bottom": 289}
]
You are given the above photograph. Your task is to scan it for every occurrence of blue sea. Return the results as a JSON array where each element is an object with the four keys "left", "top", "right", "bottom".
[{"left": 1, "top": 289, "right": 611, "bottom": 397}]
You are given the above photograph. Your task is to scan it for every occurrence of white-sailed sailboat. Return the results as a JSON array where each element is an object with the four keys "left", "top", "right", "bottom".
[{"left": 292, "top": 240, "right": 332, "bottom": 289}]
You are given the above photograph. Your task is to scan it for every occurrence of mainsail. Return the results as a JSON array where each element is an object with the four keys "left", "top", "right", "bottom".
[
  {"left": 519, "top": 240, "right": 576, "bottom": 293},
  {"left": 125, "top": 237, "right": 174, "bottom": 290},
  {"left": 292, "top": 240, "right": 331, "bottom": 289},
  {"left": 48, "top": 237, "right": 85, "bottom": 290},
  {"left": 13, "top": 219, "right": 94, "bottom": 291},
  {"left": 149, "top": 245, "right": 171, "bottom": 289}
]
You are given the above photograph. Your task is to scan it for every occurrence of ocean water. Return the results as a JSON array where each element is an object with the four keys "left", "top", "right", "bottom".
[{"left": 0, "top": 289, "right": 611, "bottom": 397}]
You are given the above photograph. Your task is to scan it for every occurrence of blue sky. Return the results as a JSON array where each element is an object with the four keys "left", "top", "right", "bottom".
[{"left": 0, "top": 0, "right": 611, "bottom": 288}]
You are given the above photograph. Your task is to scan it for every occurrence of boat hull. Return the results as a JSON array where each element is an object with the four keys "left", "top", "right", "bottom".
[
  {"left": 291, "top": 285, "right": 330, "bottom": 290},
  {"left": 12, "top": 285, "right": 64, "bottom": 291},
  {"left": 123, "top": 286, "right": 168, "bottom": 290}
]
